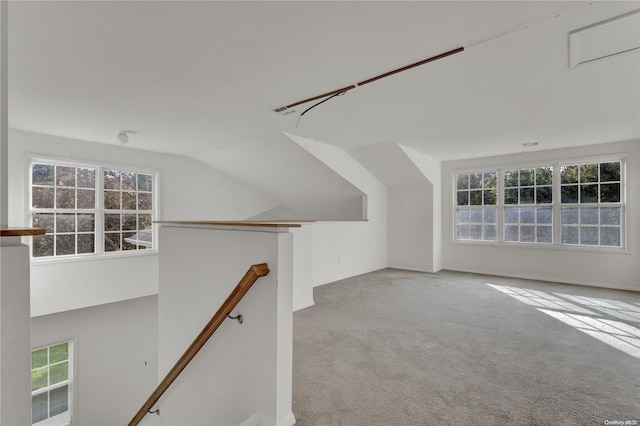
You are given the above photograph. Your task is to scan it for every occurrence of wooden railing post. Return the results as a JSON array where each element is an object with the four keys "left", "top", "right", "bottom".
[{"left": 128, "top": 263, "right": 270, "bottom": 426}]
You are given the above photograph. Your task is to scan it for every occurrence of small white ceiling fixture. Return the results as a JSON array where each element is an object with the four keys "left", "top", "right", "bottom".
[{"left": 117, "top": 131, "right": 129, "bottom": 144}]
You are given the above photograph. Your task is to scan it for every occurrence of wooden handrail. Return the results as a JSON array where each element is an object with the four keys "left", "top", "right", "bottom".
[{"left": 128, "top": 263, "right": 270, "bottom": 426}]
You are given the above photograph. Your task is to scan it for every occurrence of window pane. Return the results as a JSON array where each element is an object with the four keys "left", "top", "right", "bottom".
[
  {"left": 536, "top": 167, "right": 553, "bottom": 185},
  {"left": 457, "top": 191, "right": 469, "bottom": 206},
  {"left": 56, "top": 166, "right": 75, "bottom": 187},
  {"left": 138, "top": 192, "right": 153, "bottom": 210},
  {"left": 32, "top": 392, "right": 48, "bottom": 423},
  {"left": 562, "top": 226, "right": 579, "bottom": 244},
  {"left": 33, "top": 213, "right": 54, "bottom": 233},
  {"left": 601, "top": 208, "right": 621, "bottom": 225},
  {"left": 56, "top": 235, "right": 75, "bottom": 256},
  {"left": 561, "top": 185, "right": 578, "bottom": 203},
  {"left": 519, "top": 168, "right": 534, "bottom": 186},
  {"left": 138, "top": 174, "right": 153, "bottom": 192},
  {"left": 105, "top": 213, "right": 121, "bottom": 231},
  {"left": 104, "top": 170, "right": 121, "bottom": 190},
  {"left": 50, "top": 362, "right": 68, "bottom": 385},
  {"left": 600, "top": 162, "right": 620, "bottom": 182},
  {"left": 456, "top": 209, "right": 469, "bottom": 223},
  {"left": 520, "top": 208, "right": 535, "bottom": 224},
  {"left": 484, "top": 225, "right": 497, "bottom": 241},
  {"left": 122, "top": 172, "right": 136, "bottom": 190},
  {"left": 122, "top": 191, "right": 137, "bottom": 210},
  {"left": 77, "top": 234, "right": 95, "bottom": 254},
  {"left": 32, "top": 187, "right": 54, "bottom": 209},
  {"left": 580, "top": 226, "right": 599, "bottom": 245},
  {"left": 580, "top": 208, "right": 598, "bottom": 225},
  {"left": 561, "top": 208, "right": 579, "bottom": 224},
  {"left": 600, "top": 183, "right": 620, "bottom": 202},
  {"left": 49, "top": 385, "right": 69, "bottom": 417},
  {"left": 484, "top": 208, "right": 497, "bottom": 224},
  {"left": 505, "top": 209, "right": 518, "bottom": 224},
  {"left": 536, "top": 186, "right": 552, "bottom": 204},
  {"left": 457, "top": 224, "right": 469, "bottom": 240},
  {"left": 105, "top": 233, "right": 121, "bottom": 252},
  {"left": 469, "top": 173, "right": 482, "bottom": 189},
  {"left": 49, "top": 343, "right": 68, "bottom": 364},
  {"left": 456, "top": 174, "right": 469, "bottom": 190},
  {"left": 537, "top": 226, "right": 552, "bottom": 243},
  {"left": 31, "top": 367, "right": 47, "bottom": 391},
  {"left": 600, "top": 227, "right": 621, "bottom": 247},
  {"left": 505, "top": 225, "right": 519, "bottom": 242},
  {"left": 580, "top": 163, "right": 598, "bottom": 183},
  {"left": 77, "top": 189, "right": 95, "bottom": 209},
  {"left": 504, "top": 188, "right": 518, "bottom": 204},
  {"left": 469, "top": 190, "right": 482, "bottom": 206},
  {"left": 520, "top": 188, "right": 534, "bottom": 204},
  {"left": 32, "top": 348, "right": 48, "bottom": 369},
  {"left": 504, "top": 170, "right": 518, "bottom": 187},
  {"left": 56, "top": 214, "right": 75, "bottom": 233},
  {"left": 77, "top": 214, "right": 94, "bottom": 232},
  {"left": 469, "top": 209, "right": 483, "bottom": 223},
  {"left": 123, "top": 232, "right": 138, "bottom": 250},
  {"left": 139, "top": 214, "right": 153, "bottom": 230},
  {"left": 32, "top": 164, "right": 55, "bottom": 186},
  {"left": 580, "top": 184, "right": 598, "bottom": 203},
  {"left": 520, "top": 225, "right": 535, "bottom": 242},
  {"left": 561, "top": 165, "right": 579, "bottom": 184},
  {"left": 33, "top": 235, "right": 54, "bottom": 257},
  {"left": 123, "top": 214, "right": 137, "bottom": 231},
  {"left": 56, "top": 188, "right": 75, "bottom": 209},
  {"left": 77, "top": 167, "right": 95, "bottom": 188},
  {"left": 537, "top": 208, "right": 552, "bottom": 224},
  {"left": 469, "top": 225, "right": 482, "bottom": 240},
  {"left": 104, "top": 191, "right": 121, "bottom": 210},
  {"left": 483, "top": 172, "right": 496, "bottom": 188}
]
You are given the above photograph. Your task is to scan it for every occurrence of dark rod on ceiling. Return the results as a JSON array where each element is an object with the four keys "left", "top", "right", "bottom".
[
  {"left": 287, "top": 85, "right": 357, "bottom": 109},
  {"left": 283, "top": 46, "right": 464, "bottom": 109},
  {"left": 357, "top": 46, "right": 464, "bottom": 86}
]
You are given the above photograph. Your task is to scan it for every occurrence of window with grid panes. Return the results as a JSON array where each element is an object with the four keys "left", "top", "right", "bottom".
[
  {"left": 30, "top": 160, "right": 156, "bottom": 258},
  {"left": 31, "top": 342, "right": 72, "bottom": 425},
  {"left": 503, "top": 167, "right": 553, "bottom": 244},
  {"left": 455, "top": 171, "right": 497, "bottom": 241},
  {"left": 560, "top": 161, "right": 622, "bottom": 246}
]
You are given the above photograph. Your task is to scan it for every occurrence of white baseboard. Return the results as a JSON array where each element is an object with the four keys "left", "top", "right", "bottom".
[{"left": 238, "top": 411, "right": 296, "bottom": 426}]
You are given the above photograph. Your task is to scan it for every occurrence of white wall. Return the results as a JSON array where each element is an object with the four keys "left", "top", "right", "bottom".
[
  {"left": 153, "top": 224, "right": 294, "bottom": 426},
  {"left": 8, "top": 129, "right": 280, "bottom": 316},
  {"left": 442, "top": 140, "right": 640, "bottom": 291},
  {"left": 286, "top": 134, "right": 388, "bottom": 286},
  {"left": 388, "top": 185, "right": 433, "bottom": 272},
  {"left": 30, "top": 295, "right": 158, "bottom": 426}
]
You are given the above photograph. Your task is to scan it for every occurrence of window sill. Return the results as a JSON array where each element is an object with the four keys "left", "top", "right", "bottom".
[
  {"left": 30, "top": 249, "right": 159, "bottom": 266},
  {"left": 451, "top": 239, "right": 630, "bottom": 254}
]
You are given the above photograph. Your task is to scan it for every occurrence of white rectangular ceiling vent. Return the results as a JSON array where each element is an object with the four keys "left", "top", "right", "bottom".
[{"left": 569, "top": 9, "right": 640, "bottom": 69}]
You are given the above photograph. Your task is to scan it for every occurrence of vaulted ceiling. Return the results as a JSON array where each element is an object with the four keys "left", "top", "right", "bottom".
[{"left": 7, "top": 1, "right": 640, "bottom": 218}]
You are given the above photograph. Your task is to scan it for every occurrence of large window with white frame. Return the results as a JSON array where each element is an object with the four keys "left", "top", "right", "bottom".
[
  {"left": 30, "top": 159, "right": 156, "bottom": 259},
  {"left": 454, "top": 159, "right": 624, "bottom": 248},
  {"left": 31, "top": 341, "right": 72, "bottom": 426}
]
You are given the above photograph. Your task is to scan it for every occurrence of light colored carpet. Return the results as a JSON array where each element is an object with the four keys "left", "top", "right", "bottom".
[{"left": 292, "top": 269, "right": 640, "bottom": 425}]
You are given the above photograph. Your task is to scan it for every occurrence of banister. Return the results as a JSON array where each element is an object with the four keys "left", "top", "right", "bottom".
[{"left": 128, "top": 263, "right": 270, "bottom": 426}]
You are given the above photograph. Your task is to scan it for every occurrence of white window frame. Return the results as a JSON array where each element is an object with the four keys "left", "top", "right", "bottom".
[
  {"left": 28, "top": 156, "right": 159, "bottom": 261},
  {"left": 453, "top": 155, "right": 626, "bottom": 251},
  {"left": 31, "top": 340, "right": 73, "bottom": 426}
]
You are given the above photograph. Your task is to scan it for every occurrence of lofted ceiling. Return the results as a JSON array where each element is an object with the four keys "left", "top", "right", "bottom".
[{"left": 8, "top": 1, "right": 639, "bottom": 163}]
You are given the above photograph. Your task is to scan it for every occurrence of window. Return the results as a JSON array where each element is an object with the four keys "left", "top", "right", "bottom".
[
  {"left": 31, "top": 342, "right": 72, "bottom": 426},
  {"left": 30, "top": 160, "right": 156, "bottom": 259},
  {"left": 503, "top": 167, "right": 553, "bottom": 244},
  {"left": 454, "top": 159, "right": 624, "bottom": 248},
  {"left": 560, "top": 161, "right": 622, "bottom": 246},
  {"left": 455, "top": 171, "right": 497, "bottom": 241}
]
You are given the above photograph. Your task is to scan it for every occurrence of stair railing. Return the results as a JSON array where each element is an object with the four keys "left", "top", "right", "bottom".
[{"left": 128, "top": 263, "right": 270, "bottom": 426}]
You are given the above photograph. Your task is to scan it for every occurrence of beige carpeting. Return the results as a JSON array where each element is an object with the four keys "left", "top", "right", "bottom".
[{"left": 292, "top": 269, "right": 640, "bottom": 425}]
